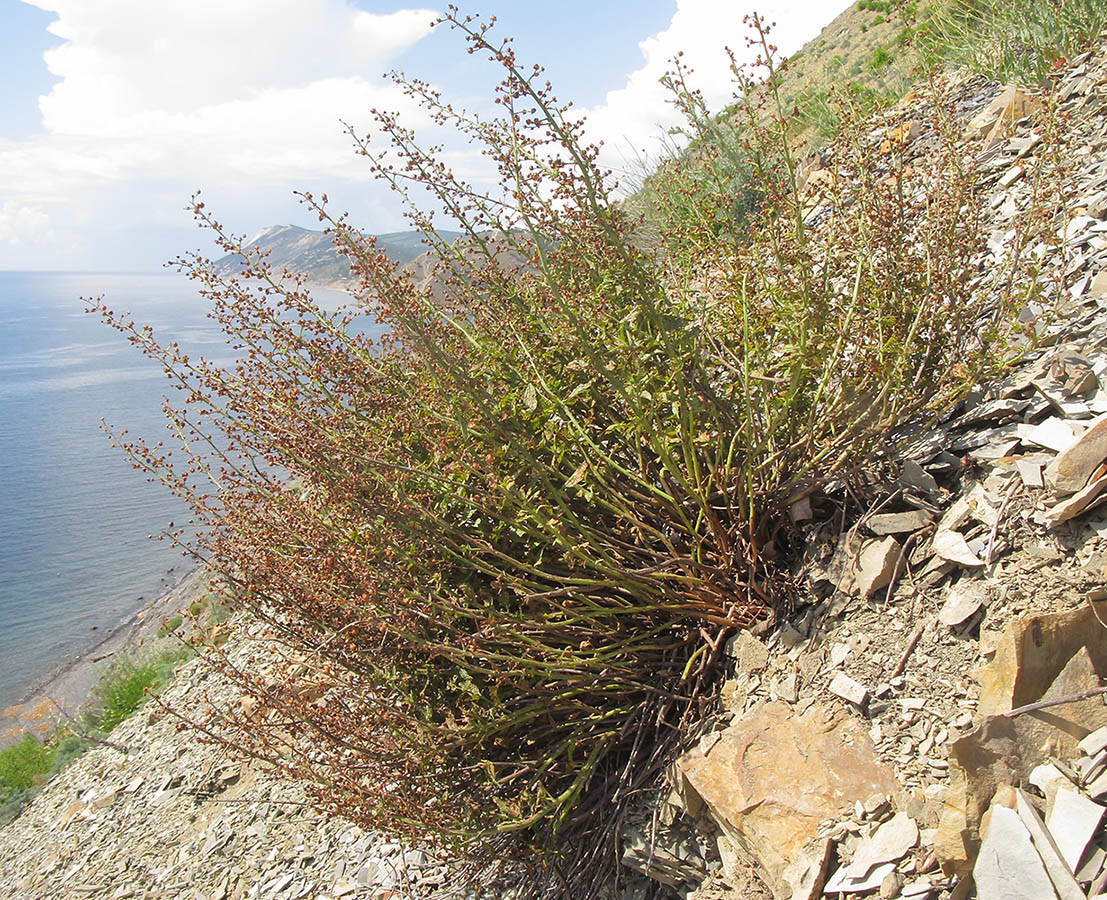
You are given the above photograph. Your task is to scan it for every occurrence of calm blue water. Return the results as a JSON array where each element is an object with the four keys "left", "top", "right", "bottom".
[{"left": 0, "top": 271, "right": 357, "bottom": 710}]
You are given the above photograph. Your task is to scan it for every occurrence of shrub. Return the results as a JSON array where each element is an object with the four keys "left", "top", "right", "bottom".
[{"left": 94, "top": 10, "right": 1033, "bottom": 896}]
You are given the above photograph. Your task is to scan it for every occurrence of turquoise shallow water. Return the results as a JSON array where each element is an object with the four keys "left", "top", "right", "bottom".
[{"left": 0, "top": 271, "right": 359, "bottom": 710}]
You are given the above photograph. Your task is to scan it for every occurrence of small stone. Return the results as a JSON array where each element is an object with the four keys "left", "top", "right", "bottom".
[
  {"left": 863, "top": 793, "right": 891, "bottom": 818},
  {"left": 968, "top": 85, "right": 1041, "bottom": 139},
  {"left": 1090, "top": 268, "right": 1107, "bottom": 298},
  {"left": 924, "top": 784, "right": 948, "bottom": 802},
  {"left": 899, "top": 460, "right": 940, "bottom": 495},
  {"left": 790, "top": 494, "right": 813, "bottom": 523},
  {"left": 829, "top": 672, "right": 870, "bottom": 710},
  {"left": 1078, "top": 725, "right": 1107, "bottom": 756},
  {"left": 1029, "top": 763, "right": 1066, "bottom": 808},
  {"left": 772, "top": 670, "right": 799, "bottom": 705},
  {"left": 58, "top": 801, "right": 87, "bottom": 829},
  {"left": 1064, "top": 364, "right": 1098, "bottom": 397},
  {"left": 1077, "top": 846, "right": 1107, "bottom": 883},
  {"left": 936, "top": 497, "right": 972, "bottom": 534},
  {"left": 902, "top": 878, "right": 938, "bottom": 898},
  {"left": 403, "top": 850, "right": 428, "bottom": 868},
  {"left": 726, "top": 630, "right": 769, "bottom": 672},
  {"left": 938, "top": 581, "right": 986, "bottom": 628},
  {"left": 866, "top": 510, "right": 934, "bottom": 536},
  {"left": 1016, "top": 458, "right": 1044, "bottom": 488},
  {"left": 999, "top": 165, "right": 1025, "bottom": 188},
  {"left": 880, "top": 870, "right": 906, "bottom": 899},
  {"left": 854, "top": 537, "right": 902, "bottom": 598},
  {"left": 932, "top": 531, "right": 984, "bottom": 567},
  {"left": 91, "top": 790, "right": 117, "bottom": 810}
]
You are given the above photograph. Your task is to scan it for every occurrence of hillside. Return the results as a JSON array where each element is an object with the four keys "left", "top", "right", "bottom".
[
  {"left": 6, "top": 3, "right": 1107, "bottom": 900},
  {"left": 213, "top": 224, "right": 463, "bottom": 289}
]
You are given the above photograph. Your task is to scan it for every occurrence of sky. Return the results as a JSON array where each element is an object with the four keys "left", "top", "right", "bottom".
[{"left": 0, "top": 0, "right": 851, "bottom": 271}]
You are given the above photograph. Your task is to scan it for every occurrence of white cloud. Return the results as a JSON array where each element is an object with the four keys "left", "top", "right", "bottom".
[
  {"left": 584, "top": 0, "right": 853, "bottom": 173},
  {"left": 0, "top": 200, "right": 54, "bottom": 246},
  {"left": 28, "top": 0, "right": 437, "bottom": 133},
  {"left": 1, "top": 0, "right": 440, "bottom": 254}
]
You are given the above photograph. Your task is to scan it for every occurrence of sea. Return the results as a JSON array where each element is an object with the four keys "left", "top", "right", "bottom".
[{"left": 0, "top": 270, "right": 359, "bottom": 712}]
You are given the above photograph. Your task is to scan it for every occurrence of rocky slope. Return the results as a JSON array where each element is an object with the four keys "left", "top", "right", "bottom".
[{"left": 5, "top": 27, "right": 1107, "bottom": 900}]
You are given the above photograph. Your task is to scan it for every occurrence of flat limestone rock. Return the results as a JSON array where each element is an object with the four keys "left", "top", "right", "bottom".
[
  {"left": 834, "top": 812, "right": 918, "bottom": 888},
  {"left": 854, "top": 537, "right": 902, "bottom": 598},
  {"left": 1044, "top": 473, "right": 1107, "bottom": 525},
  {"left": 676, "top": 701, "right": 897, "bottom": 898},
  {"left": 973, "top": 804, "right": 1057, "bottom": 900},
  {"left": 824, "top": 860, "right": 896, "bottom": 895},
  {"left": 932, "top": 530, "right": 984, "bottom": 567},
  {"left": 1044, "top": 413, "right": 1107, "bottom": 494},
  {"left": 1015, "top": 790, "right": 1085, "bottom": 900},
  {"left": 938, "top": 580, "right": 987, "bottom": 627},
  {"left": 1019, "top": 417, "right": 1079, "bottom": 453},
  {"left": 866, "top": 510, "right": 934, "bottom": 535},
  {"left": 1047, "top": 787, "right": 1104, "bottom": 873}
]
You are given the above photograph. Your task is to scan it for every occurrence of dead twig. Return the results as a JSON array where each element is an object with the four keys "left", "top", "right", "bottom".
[
  {"left": 45, "top": 696, "right": 130, "bottom": 755},
  {"left": 1087, "top": 591, "right": 1107, "bottom": 632},
  {"left": 892, "top": 621, "right": 927, "bottom": 679},
  {"left": 883, "top": 525, "right": 934, "bottom": 608},
  {"left": 1003, "top": 685, "right": 1107, "bottom": 719},
  {"left": 985, "top": 478, "right": 1021, "bottom": 567}
]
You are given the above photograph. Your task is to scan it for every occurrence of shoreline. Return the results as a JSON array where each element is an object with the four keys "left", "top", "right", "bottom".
[{"left": 0, "top": 567, "right": 211, "bottom": 745}]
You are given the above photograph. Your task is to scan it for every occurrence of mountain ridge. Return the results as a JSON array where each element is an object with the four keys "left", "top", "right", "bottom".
[{"left": 214, "top": 224, "right": 463, "bottom": 289}]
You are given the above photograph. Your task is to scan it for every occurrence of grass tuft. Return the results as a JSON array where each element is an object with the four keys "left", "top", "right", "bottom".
[
  {"left": 920, "top": 0, "right": 1107, "bottom": 83},
  {"left": 0, "top": 733, "right": 53, "bottom": 792}
]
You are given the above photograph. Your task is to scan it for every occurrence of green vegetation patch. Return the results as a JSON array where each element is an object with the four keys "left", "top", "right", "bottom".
[
  {"left": 87, "top": 660, "right": 160, "bottom": 733},
  {"left": 0, "top": 733, "right": 54, "bottom": 792},
  {"left": 869, "top": 47, "right": 894, "bottom": 70}
]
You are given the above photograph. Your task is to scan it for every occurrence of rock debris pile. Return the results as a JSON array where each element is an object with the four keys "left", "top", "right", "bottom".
[
  {"left": 623, "top": 33, "right": 1107, "bottom": 900},
  {"left": 0, "top": 629, "right": 501, "bottom": 900}
]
